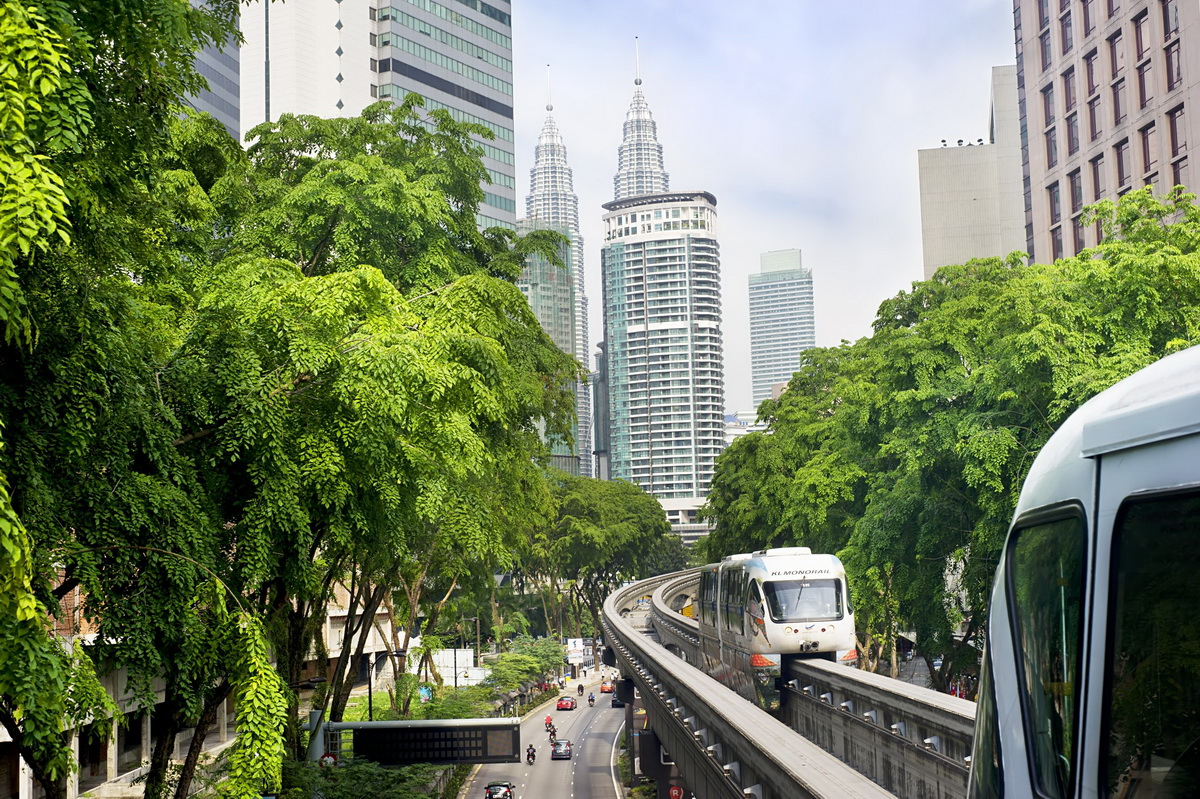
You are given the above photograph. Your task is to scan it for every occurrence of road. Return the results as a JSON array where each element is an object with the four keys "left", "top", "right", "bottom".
[{"left": 461, "top": 678, "right": 626, "bottom": 799}]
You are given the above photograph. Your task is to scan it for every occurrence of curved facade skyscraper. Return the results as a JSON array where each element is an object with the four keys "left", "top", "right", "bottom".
[
  {"left": 522, "top": 101, "right": 592, "bottom": 475},
  {"left": 599, "top": 76, "right": 724, "bottom": 542}
]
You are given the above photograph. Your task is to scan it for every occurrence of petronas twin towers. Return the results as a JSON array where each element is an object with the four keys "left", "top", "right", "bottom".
[{"left": 521, "top": 70, "right": 725, "bottom": 532}]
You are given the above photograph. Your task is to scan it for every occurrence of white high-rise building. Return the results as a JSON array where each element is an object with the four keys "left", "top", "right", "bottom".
[
  {"left": 599, "top": 75, "right": 725, "bottom": 534},
  {"left": 748, "top": 249, "right": 815, "bottom": 408},
  {"left": 239, "top": 0, "right": 516, "bottom": 228},
  {"left": 523, "top": 98, "right": 592, "bottom": 476}
]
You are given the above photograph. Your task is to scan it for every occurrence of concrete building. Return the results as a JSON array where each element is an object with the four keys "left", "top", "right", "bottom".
[
  {"left": 522, "top": 97, "right": 592, "bottom": 476},
  {"left": 1015, "top": 0, "right": 1196, "bottom": 262},
  {"left": 239, "top": 0, "right": 517, "bottom": 228},
  {"left": 748, "top": 249, "right": 816, "bottom": 408},
  {"left": 917, "top": 66, "right": 1025, "bottom": 278}
]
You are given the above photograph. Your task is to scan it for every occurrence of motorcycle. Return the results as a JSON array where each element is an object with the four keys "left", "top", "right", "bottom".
[
  {"left": 577, "top": 684, "right": 584, "bottom": 696},
  {"left": 587, "top": 696, "right": 595, "bottom": 707},
  {"left": 526, "top": 751, "right": 536, "bottom": 766}
]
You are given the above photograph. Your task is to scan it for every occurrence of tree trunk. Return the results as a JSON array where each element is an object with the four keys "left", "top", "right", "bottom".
[
  {"left": 172, "top": 681, "right": 232, "bottom": 799},
  {"left": 144, "top": 697, "right": 182, "bottom": 799}
]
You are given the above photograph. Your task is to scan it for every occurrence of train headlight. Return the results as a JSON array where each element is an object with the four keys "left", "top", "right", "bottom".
[{"left": 785, "top": 627, "right": 792, "bottom": 634}]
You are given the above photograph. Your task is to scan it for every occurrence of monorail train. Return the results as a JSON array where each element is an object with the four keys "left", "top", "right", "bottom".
[
  {"left": 969, "top": 345, "right": 1200, "bottom": 798},
  {"left": 697, "top": 547, "right": 856, "bottom": 710}
]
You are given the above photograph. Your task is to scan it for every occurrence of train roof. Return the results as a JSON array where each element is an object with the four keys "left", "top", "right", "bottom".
[{"left": 1016, "top": 345, "right": 1200, "bottom": 515}]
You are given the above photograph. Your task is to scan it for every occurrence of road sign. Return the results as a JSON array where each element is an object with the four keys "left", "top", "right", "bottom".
[{"left": 669, "top": 785, "right": 684, "bottom": 799}]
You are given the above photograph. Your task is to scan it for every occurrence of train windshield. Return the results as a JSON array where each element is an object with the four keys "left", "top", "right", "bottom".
[{"left": 762, "top": 579, "right": 842, "bottom": 622}]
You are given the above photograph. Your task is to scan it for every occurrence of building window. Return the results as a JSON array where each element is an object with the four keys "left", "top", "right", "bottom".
[
  {"left": 1047, "top": 127, "right": 1060, "bottom": 167},
  {"left": 369, "top": 83, "right": 378, "bottom": 98},
  {"left": 1067, "top": 113, "right": 1081, "bottom": 154},
  {"left": 1162, "top": 0, "right": 1179, "bottom": 39},
  {"left": 1083, "top": 0, "right": 1097, "bottom": 35},
  {"left": 1137, "top": 62, "right": 1154, "bottom": 108},
  {"left": 1169, "top": 105, "right": 1187, "bottom": 156},
  {"left": 1166, "top": 41, "right": 1183, "bottom": 91},
  {"left": 1064, "top": 68, "right": 1078, "bottom": 110},
  {"left": 1109, "top": 32, "right": 1125, "bottom": 77},
  {"left": 1112, "top": 79, "right": 1127, "bottom": 124},
  {"left": 368, "top": 6, "right": 377, "bottom": 20},
  {"left": 1041, "top": 30, "right": 1054, "bottom": 71},
  {"left": 1085, "top": 50, "right": 1099, "bottom": 94},
  {"left": 1051, "top": 225, "right": 1064, "bottom": 260},
  {"left": 1141, "top": 125, "right": 1158, "bottom": 173},
  {"left": 1073, "top": 216, "right": 1087, "bottom": 253},
  {"left": 369, "top": 57, "right": 378, "bottom": 72},
  {"left": 1043, "top": 83, "right": 1057, "bottom": 125},
  {"left": 1039, "top": 0, "right": 1051, "bottom": 28},
  {"left": 1107, "top": 0, "right": 1120, "bottom": 18},
  {"left": 1116, "top": 139, "right": 1131, "bottom": 186},
  {"left": 1061, "top": 11, "right": 1074, "bottom": 54},
  {"left": 1089, "top": 95, "right": 1103, "bottom": 140},
  {"left": 1171, "top": 156, "right": 1187, "bottom": 187},
  {"left": 1049, "top": 182, "right": 1063, "bottom": 223},
  {"left": 1134, "top": 13, "right": 1151, "bottom": 59},
  {"left": 1092, "top": 154, "right": 1107, "bottom": 198},
  {"left": 1069, "top": 169, "right": 1084, "bottom": 212}
]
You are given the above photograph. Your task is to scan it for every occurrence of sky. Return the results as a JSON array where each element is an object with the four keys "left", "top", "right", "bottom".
[{"left": 508, "top": 0, "right": 1018, "bottom": 414}]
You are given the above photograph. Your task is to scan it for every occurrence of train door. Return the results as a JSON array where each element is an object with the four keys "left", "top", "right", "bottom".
[{"left": 1078, "top": 431, "right": 1200, "bottom": 798}]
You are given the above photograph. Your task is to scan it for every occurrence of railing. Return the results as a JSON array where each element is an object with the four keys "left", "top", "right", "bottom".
[{"left": 605, "top": 570, "right": 978, "bottom": 798}]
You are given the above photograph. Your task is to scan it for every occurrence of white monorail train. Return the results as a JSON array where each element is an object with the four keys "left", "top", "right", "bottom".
[
  {"left": 697, "top": 547, "right": 855, "bottom": 709},
  {"left": 969, "top": 345, "right": 1200, "bottom": 798}
]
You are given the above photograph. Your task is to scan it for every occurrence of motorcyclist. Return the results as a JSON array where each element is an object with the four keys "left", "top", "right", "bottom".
[
  {"left": 544, "top": 714, "right": 553, "bottom": 730},
  {"left": 588, "top": 692, "right": 595, "bottom": 707},
  {"left": 526, "top": 744, "right": 536, "bottom": 764},
  {"left": 577, "top": 683, "right": 584, "bottom": 696},
  {"left": 548, "top": 727, "right": 556, "bottom": 743}
]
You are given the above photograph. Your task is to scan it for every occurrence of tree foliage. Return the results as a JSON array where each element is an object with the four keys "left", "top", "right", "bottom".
[{"left": 703, "top": 188, "right": 1200, "bottom": 687}]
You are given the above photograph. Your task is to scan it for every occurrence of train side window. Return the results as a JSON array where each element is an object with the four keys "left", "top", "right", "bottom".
[
  {"left": 1007, "top": 513, "right": 1087, "bottom": 799},
  {"left": 1104, "top": 490, "right": 1200, "bottom": 797}
]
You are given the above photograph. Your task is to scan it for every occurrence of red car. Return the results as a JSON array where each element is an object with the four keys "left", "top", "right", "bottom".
[
  {"left": 556, "top": 696, "right": 577, "bottom": 710},
  {"left": 599, "top": 680, "right": 613, "bottom": 693}
]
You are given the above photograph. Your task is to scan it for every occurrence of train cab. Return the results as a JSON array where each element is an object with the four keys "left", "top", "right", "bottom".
[{"left": 969, "top": 345, "right": 1200, "bottom": 798}]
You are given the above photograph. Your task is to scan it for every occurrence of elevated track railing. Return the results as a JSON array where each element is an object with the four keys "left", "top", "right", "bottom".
[{"left": 604, "top": 570, "right": 976, "bottom": 798}]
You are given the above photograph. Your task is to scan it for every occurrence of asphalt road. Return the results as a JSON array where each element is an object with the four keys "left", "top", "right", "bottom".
[{"left": 461, "top": 678, "right": 626, "bottom": 799}]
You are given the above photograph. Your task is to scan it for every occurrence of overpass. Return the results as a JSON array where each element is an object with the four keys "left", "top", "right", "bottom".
[{"left": 601, "top": 570, "right": 976, "bottom": 799}]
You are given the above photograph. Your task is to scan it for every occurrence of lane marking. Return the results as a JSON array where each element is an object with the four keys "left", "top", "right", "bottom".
[{"left": 609, "top": 718, "right": 626, "bottom": 799}]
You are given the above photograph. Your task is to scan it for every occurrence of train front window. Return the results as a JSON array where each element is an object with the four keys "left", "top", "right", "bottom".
[
  {"left": 1104, "top": 491, "right": 1200, "bottom": 797},
  {"left": 763, "top": 579, "right": 841, "bottom": 622},
  {"left": 1008, "top": 514, "right": 1087, "bottom": 799}
]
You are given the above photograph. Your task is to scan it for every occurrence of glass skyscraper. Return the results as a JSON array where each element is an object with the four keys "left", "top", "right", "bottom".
[
  {"left": 239, "top": 0, "right": 516, "bottom": 228},
  {"left": 522, "top": 99, "right": 592, "bottom": 476},
  {"left": 599, "top": 77, "right": 725, "bottom": 531},
  {"left": 748, "top": 249, "right": 815, "bottom": 407}
]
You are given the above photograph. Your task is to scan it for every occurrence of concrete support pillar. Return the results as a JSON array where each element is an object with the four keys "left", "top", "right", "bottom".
[
  {"left": 64, "top": 731, "right": 78, "bottom": 799},
  {"left": 218, "top": 697, "right": 229, "bottom": 745},
  {"left": 18, "top": 754, "right": 32, "bottom": 799},
  {"left": 140, "top": 712, "right": 151, "bottom": 766},
  {"left": 105, "top": 717, "right": 118, "bottom": 782}
]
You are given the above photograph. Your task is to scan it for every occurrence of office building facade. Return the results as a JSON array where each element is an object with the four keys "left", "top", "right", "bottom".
[
  {"left": 748, "top": 249, "right": 816, "bottom": 408},
  {"left": 239, "top": 0, "right": 516, "bottom": 228},
  {"left": 1016, "top": 0, "right": 1197, "bottom": 262},
  {"left": 917, "top": 66, "right": 1025, "bottom": 278},
  {"left": 186, "top": 0, "right": 240, "bottom": 140},
  {"left": 522, "top": 103, "right": 592, "bottom": 475}
]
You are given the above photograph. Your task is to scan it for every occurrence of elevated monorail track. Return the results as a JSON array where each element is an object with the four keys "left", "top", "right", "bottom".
[{"left": 602, "top": 570, "right": 976, "bottom": 799}]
